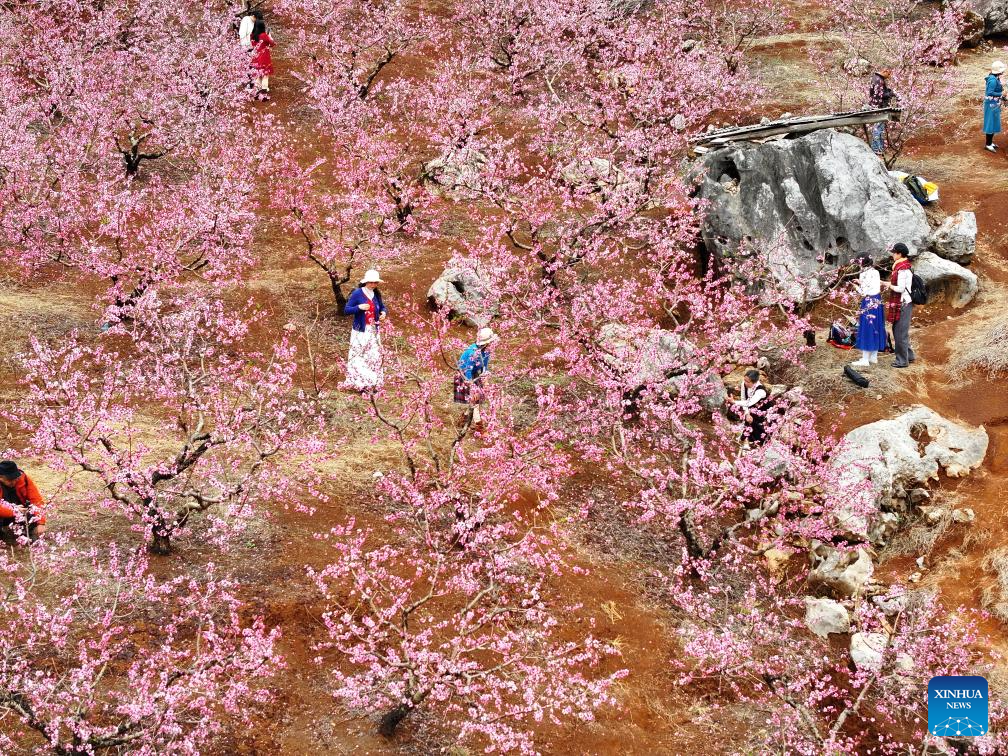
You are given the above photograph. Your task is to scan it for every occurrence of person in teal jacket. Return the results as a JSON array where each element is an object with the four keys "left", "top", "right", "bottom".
[
  {"left": 984, "top": 61, "right": 1005, "bottom": 152},
  {"left": 454, "top": 327, "right": 500, "bottom": 424}
]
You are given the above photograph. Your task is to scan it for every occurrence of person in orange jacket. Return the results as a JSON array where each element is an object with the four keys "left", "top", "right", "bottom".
[{"left": 0, "top": 460, "right": 46, "bottom": 542}]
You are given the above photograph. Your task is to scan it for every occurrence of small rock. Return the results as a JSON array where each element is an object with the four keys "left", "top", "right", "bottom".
[
  {"left": 908, "top": 571, "right": 922, "bottom": 583},
  {"left": 809, "top": 545, "right": 875, "bottom": 597},
  {"left": 850, "top": 631, "right": 888, "bottom": 670},
  {"left": 952, "top": 508, "right": 976, "bottom": 524},
  {"left": 909, "top": 487, "right": 930, "bottom": 504},
  {"left": 915, "top": 556, "right": 926, "bottom": 569},
  {"left": 804, "top": 597, "right": 851, "bottom": 638},
  {"left": 872, "top": 592, "right": 908, "bottom": 615},
  {"left": 912, "top": 250, "right": 979, "bottom": 308},
  {"left": 919, "top": 505, "right": 946, "bottom": 526}
]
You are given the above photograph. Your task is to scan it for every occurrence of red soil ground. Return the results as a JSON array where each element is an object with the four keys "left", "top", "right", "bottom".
[{"left": 5, "top": 8, "right": 1008, "bottom": 756}]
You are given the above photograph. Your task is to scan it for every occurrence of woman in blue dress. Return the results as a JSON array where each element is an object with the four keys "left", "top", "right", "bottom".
[
  {"left": 850, "top": 256, "right": 887, "bottom": 369},
  {"left": 984, "top": 61, "right": 1005, "bottom": 152}
]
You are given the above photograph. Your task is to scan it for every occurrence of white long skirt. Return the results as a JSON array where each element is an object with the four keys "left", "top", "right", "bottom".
[{"left": 347, "top": 325, "right": 383, "bottom": 390}]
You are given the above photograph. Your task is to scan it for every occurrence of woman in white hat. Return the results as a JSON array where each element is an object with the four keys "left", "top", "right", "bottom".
[
  {"left": 984, "top": 61, "right": 1006, "bottom": 152},
  {"left": 343, "top": 269, "right": 387, "bottom": 390},
  {"left": 454, "top": 326, "right": 500, "bottom": 424}
]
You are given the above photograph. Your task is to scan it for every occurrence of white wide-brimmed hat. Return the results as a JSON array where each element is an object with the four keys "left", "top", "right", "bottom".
[
  {"left": 993, "top": 61, "right": 1006, "bottom": 74},
  {"left": 360, "top": 269, "right": 384, "bottom": 284},
  {"left": 476, "top": 327, "right": 500, "bottom": 346}
]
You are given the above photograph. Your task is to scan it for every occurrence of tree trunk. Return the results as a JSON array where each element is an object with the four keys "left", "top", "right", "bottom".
[
  {"left": 377, "top": 704, "right": 412, "bottom": 737},
  {"left": 329, "top": 272, "right": 348, "bottom": 312},
  {"left": 148, "top": 533, "right": 171, "bottom": 555}
]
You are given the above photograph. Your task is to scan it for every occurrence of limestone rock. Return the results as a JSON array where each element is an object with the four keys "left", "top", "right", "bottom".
[
  {"left": 809, "top": 544, "right": 875, "bottom": 597},
  {"left": 912, "top": 250, "right": 978, "bottom": 308},
  {"left": 972, "top": 0, "right": 1008, "bottom": 36},
  {"left": 595, "top": 324, "right": 727, "bottom": 410},
  {"left": 831, "top": 406, "right": 988, "bottom": 538},
  {"left": 925, "top": 211, "right": 977, "bottom": 265},
  {"left": 952, "top": 508, "right": 976, "bottom": 524},
  {"left": 851, "top": 631, "right": 888, "bottom": 670},
  {"left": 427, "top": 265, "right": 496, "bottom": 327},
  {"left": 962, "top": 7, "right": 986, "bottom": 45},
  {"left": 561, "top": 158, "right": 637, "bottom": 195},
  {"left": 695, "top": 129, "right": 930, "bottom": 302},
  {"left": 422, "top": 147, "right": 487, "bottom": 197},
  {"left": 804, "top": 597, "right": 851, "bottom": 638}
]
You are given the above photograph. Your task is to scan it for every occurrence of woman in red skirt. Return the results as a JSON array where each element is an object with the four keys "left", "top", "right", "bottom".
[{"left": 251, "top": 20, "right": 275, "bottom": 101}]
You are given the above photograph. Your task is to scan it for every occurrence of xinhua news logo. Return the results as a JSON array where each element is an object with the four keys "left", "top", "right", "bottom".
[{"left": 928, "top": 676, "right": 989, "bottom": 738}]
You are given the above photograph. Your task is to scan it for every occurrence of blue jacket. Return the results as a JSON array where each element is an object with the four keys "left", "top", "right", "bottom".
[
  {"left": 344, "top": 287, "right": 386, "bottom": 332},
  {"left": 984, "top": 74, "right": 1003, "bottom": 135},
  {"left": 458, "top": 343, "right": 490, "bottom": 380}
]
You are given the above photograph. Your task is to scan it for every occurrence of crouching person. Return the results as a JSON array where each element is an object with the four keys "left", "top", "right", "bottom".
[
  {"left": 726, "top": 369, "right": 771, "bottom": 447},
  {"left": 0, "top": 460, "right": 46, "bottom": 544}
]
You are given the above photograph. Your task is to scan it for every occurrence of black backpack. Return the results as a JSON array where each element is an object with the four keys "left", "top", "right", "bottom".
[
  {"left": 910, "top": 272, "right": 928, "bottom": 305},
  {"left": 902, "top": 175, "right": 929, "bottom": 204}
]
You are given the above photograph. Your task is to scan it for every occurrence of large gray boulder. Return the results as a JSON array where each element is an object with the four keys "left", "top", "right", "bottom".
[
  {"left": 831, "top": 406, "right": 988, "bottom": 539},
  {"left": 972, "top": 0, "right": 1008, "bottom": 36},
  {"left": 912, "top": 250, "right": 979, "bottom": 308},
  {"left": 427, "top": 265, "right": 495, "bottom": 327},
  {"left": 925, "top": 211, "right": 977, "bottom": 266},
  {"left": 595, "top": 324, "right": 727, "bottom": 411},
  {"left": 696, "top": 129, "right": 930, "bottom": 302}
]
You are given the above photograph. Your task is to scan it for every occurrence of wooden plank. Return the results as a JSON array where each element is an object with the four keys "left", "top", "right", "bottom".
[{"left": 693, "top": 108, "right": 901, "bottom": 147}]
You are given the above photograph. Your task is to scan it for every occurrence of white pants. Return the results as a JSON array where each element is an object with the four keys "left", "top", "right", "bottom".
[{"left": 347, "top": 326, "right": 383, "bottom": 390}]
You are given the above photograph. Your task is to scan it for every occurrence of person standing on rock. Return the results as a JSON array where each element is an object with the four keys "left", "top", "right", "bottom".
[
  {"left": 984, "top": 61, "right": 1005, "bottom": 152},
  {"left": 344, "top": 269, "right": 388, "bottom": 392},
  {"left": 867, "top": 68, "right": 895, "bottom": 155},
  {"left": 884, "top": 243, "right": 915, "bottom": 368},
  {"left": 850, "top": 256, "right": 886, "bottom": 369}
]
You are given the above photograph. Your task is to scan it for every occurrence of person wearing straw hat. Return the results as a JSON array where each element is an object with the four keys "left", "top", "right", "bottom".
[
  {"left": 454, "top": 327, "right": 500, "bottom": 424},
  {"left": 984, "top": 61, "right": 1006, "bottom": 152},
  {"left": 343, "top": 269, "right": 388, "bottom": 391}
]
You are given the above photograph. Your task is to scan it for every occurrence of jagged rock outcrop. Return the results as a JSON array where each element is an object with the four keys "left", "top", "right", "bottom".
[
  {"left": 831, "top": 406, "right": 988, "bottom": 540},
  {"left": 422, "top": 147, "right": 487, "bottom": 197},
  {"left": 696, "top": 129, "right": 930, "bottom": 302},
  {"left": 972, "top": 0, "right": 1008, "bottom": 36}
]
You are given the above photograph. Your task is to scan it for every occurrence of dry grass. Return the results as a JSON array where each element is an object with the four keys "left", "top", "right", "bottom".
[
  {"left": 879, "top": 505, "right": 953, "bottom": 562},
  {"left": 981, "top": 546, "right": 1008, "bottom": 624},
  {"left": 948, "top": 315, "right": 1008, "bottom": 380}
]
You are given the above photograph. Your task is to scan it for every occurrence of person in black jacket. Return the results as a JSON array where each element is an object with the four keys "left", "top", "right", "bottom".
[{"left": 868, "top": 68, "right": 896, "bottom": 155}]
